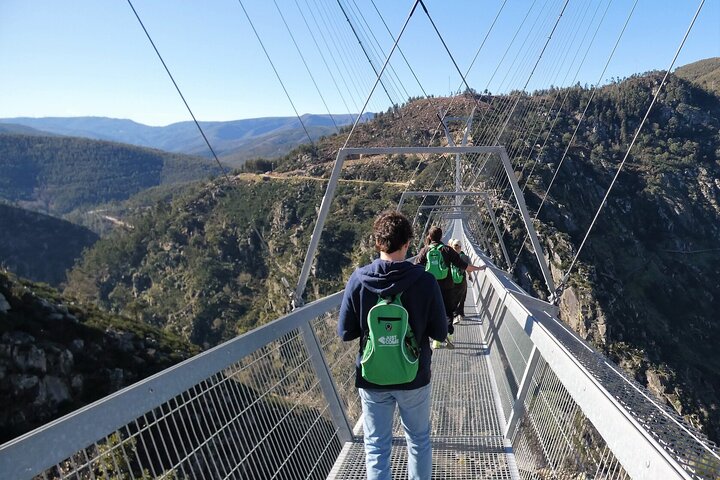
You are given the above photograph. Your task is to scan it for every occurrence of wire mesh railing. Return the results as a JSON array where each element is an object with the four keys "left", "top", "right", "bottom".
[
  {"left": 459, "top": 219, "right": 720, "bottom": 480},
  {"left": 0, "top": 292, "right": 358, "bottom": 480}
]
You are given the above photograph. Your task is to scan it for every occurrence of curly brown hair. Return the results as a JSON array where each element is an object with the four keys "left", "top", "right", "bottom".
[{"left": 373, "top": 211, "right": 413, "bottom": 253}]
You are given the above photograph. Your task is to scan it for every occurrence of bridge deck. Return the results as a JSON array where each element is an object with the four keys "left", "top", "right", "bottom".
[{"left": 328, "top": 297, "right": 518, "bottom": 479}]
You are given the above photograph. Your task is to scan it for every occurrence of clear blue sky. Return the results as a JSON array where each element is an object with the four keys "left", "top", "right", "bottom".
[{"left": 1, "top": 0, "right": 718, "bottom": 126}]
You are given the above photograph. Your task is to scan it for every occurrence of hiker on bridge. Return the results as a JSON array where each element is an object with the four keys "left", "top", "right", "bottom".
[
  {"left": 449, "top": 238, "right": 472, "bottom": 325},
  {"left": 416, "top": 227, "right": 485, "bottom": 349},
  {"left": 338, "top": 210, "right": 447, "bottom": 480}
]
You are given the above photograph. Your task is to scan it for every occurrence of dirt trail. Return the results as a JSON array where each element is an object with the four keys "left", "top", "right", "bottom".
[{"left": 234, "top": 172, "right": 409, "bottom": 188}]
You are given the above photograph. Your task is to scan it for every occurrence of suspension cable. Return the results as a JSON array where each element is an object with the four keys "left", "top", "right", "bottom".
[
  {"left": 126, "top": 0, "right": 230, "bottom": 182},
  {"left": 400, "top": 0, "right": 509, "bottom": 197},
  {"left": 340, "top": 0, "right": 420, "bottom": 150},
  {"left": 345, "top": 0, "right": 410, "bottom": 101},
  {"left": 535, "top": 0, "right": 638, "bottom": 221},
  {"left": 417, "top": 0, "right": 514, "bottom": 141},
  {"left": 291, "top": 0, "right": 355, "bottom": 116},
  {"left": 463, "top": 0, "right": 568, "bottom": 196},
  {"left": 369, "top": 0, "right": 428, "bottom": 97},
  {"left": 236, "top": 0, "right": 315, "bottom": 147},
  {"left": 461, "top": 0, "right": 544, "bottom": 187},
  {"left": 509, "top": 0, "right": 620, "bottom": 271},
  {"left": 272, "top": 0, "right": 340, "bottom": 132},
  {"left": 313, "top": 0, "right": 383, "bottom": 113},
  {"left": 520, "top": 0, "right": 612, "bottom": 192},
  {"left": 335, "top": 0, "right": 396, "bottom": 104},
  {"left": 484, "top": 0, "right": 594, "bottom": 198},
  {"left": 299, "top": 0, "right": 362, "bottom": 113},
  {"left": 558, "top": 0, "right": 706, "bottom": 291},
  {"left": 508, "top": 0, "right": 638, "bottom": 270},
  {"left": 462, "top": 0, "right": 510, "bottom": 86}
]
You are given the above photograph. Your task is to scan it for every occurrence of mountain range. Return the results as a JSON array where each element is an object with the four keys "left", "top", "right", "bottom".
[{"left": 0, "top": 113, "right": 373, "bottom": 166}]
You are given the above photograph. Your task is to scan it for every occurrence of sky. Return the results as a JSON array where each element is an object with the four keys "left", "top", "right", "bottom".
[{"left": 1, "top": 0, "right": 718, "bottom": 126}]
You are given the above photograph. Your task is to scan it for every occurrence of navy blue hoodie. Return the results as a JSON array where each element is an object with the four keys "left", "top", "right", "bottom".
[{"left": 338, "top": 258, "right": 447, "bottom": 390}]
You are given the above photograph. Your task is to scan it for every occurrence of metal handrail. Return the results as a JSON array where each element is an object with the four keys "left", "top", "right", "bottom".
[
  {"left": 0, "top": 292, "right": 346, "bottom": 479},
  {"left": 456, "top": 218, "right": 720, "bottom": 480}
]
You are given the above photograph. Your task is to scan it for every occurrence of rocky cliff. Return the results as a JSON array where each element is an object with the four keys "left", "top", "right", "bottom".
[{"left": 0, "top": 270, "right": 197, "bottom": 442}]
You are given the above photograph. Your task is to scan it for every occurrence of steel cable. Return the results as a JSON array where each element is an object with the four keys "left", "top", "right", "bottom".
[
  {"left": 272, "top": 0, "right": 341, "bottom": 132},
  {"left": 558, "top": 0, "right": 706, "bottom": 291},
  {"left": 236, "top": 0, "right": 315, "bottom": 147},
  {"left": 126, "top": 0, "right": 230, "bottom": 182}
]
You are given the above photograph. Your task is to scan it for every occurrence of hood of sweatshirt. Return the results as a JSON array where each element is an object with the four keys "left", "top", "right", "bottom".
[{"left": 355, "top": 258, "right": 427, "bottom": 297}]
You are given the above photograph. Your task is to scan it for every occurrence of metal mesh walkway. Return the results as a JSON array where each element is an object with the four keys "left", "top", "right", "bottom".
[{"left": 328, "top": 299, "right": 518, "bottom": 479}]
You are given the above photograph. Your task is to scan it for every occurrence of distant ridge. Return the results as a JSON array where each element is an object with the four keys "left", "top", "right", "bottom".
[
  {"left": 0, "top": 113, "right": 373, "bottom": 166},
  {"left": 0, "top": 122, "right": 56, "bottom": 136}
]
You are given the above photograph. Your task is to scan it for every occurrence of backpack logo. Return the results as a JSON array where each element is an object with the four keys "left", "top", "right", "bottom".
[
  {"left": 361, "top": 294, "right": 419, "bottom": 385},
  {"left": 378, "top": 335, "right": 399, "bottom": 346}
]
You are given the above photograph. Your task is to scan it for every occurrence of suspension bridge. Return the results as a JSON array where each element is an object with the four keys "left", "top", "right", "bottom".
[{"left": 1, "top": 0, "right": 718, "bottom": 478}]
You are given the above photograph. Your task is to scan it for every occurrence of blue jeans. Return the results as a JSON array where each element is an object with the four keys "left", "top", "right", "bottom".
[{"left": 359, "top": 383, "right": 432, "bottom": 480}]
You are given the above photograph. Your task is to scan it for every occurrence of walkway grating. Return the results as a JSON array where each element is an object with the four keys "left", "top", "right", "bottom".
[{"left": 328, "top": 300, "right": 518, "bottom": 479}]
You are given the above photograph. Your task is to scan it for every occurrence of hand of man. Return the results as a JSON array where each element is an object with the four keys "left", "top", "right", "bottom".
[{"left": 466, "top": 264, "right": 486, "bottom": 273}]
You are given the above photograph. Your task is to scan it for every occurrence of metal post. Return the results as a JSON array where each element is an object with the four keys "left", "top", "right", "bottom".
[
  {"left": 458, "top": 109, "right": 475, "bottom": 207},
  {"left": 300, "top": 322, "right": 353, "bottom": 444},
  {"left": 484, "top": 194, "right": 513, "bottom": 270},
  {"left": 293, "top": 149, "right": 349, "bottom": 307},
  {"left": 504, "top": 345, "right": 541, "bottom": 439},
  {"left": 438, "top": 112, "right": 474, "bottom": 208},
  {"left": 497, "top": 147, "right": 556, "bottom": 294},
  {"left": 397, "top": 191, "right": 407, "bottom": 211}
]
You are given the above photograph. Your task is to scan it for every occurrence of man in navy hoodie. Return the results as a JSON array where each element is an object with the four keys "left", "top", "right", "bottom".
[{"left": 338, "top": 211, "right": 447, "bottom": 480}]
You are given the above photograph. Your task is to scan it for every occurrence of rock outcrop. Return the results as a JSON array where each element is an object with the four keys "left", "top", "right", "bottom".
[{"left": 0, "top": 270, "right": 197, "bottom": 443}]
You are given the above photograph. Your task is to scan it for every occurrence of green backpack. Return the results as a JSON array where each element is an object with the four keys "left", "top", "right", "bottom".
[
  {"left": 361, "top": 294, "right": 419, "bottom": 385},
  {"left": 451, "top": 261, "right": 465, "bottom": 284},
  {"left": 425, "top": 243, "right": 449, "bottom": 280}
]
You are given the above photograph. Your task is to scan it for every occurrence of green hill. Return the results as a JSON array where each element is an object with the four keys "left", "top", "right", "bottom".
[
  {"left": 675, "top": 57, "right": 720, "bottom": 96},
  {"left": 0, "top": 134, "right": 222, "bottom": 216},
  {"left": 65, "top": 174, "right": 406, "bottom": 348},
  {"left": 0, "top": 203, "right": 99, "bottom": 286}
]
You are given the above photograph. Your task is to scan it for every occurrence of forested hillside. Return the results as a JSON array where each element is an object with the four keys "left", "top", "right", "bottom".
[
  {"left": 62, "top": 70, "right": 720, "bottom": 441},
  {"left": 65, "top": 175, "right": 408, "bottom": 348},
  {"left": 0, "top": 134, "right": 221, "bottom": 216},
  {"left": 0, "top": 204, "right": 98, "bottom": 286}
]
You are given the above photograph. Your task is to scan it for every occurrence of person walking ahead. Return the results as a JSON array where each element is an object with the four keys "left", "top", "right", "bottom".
[
  {"left": 449, "top": 238, "right": 472, "bottom": 324},
  {"left": 415, "top": 227, "right": 485, "bottom": 348},
  {"left": 338, "top": 211, "right": 447, "bottom": 480}
]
